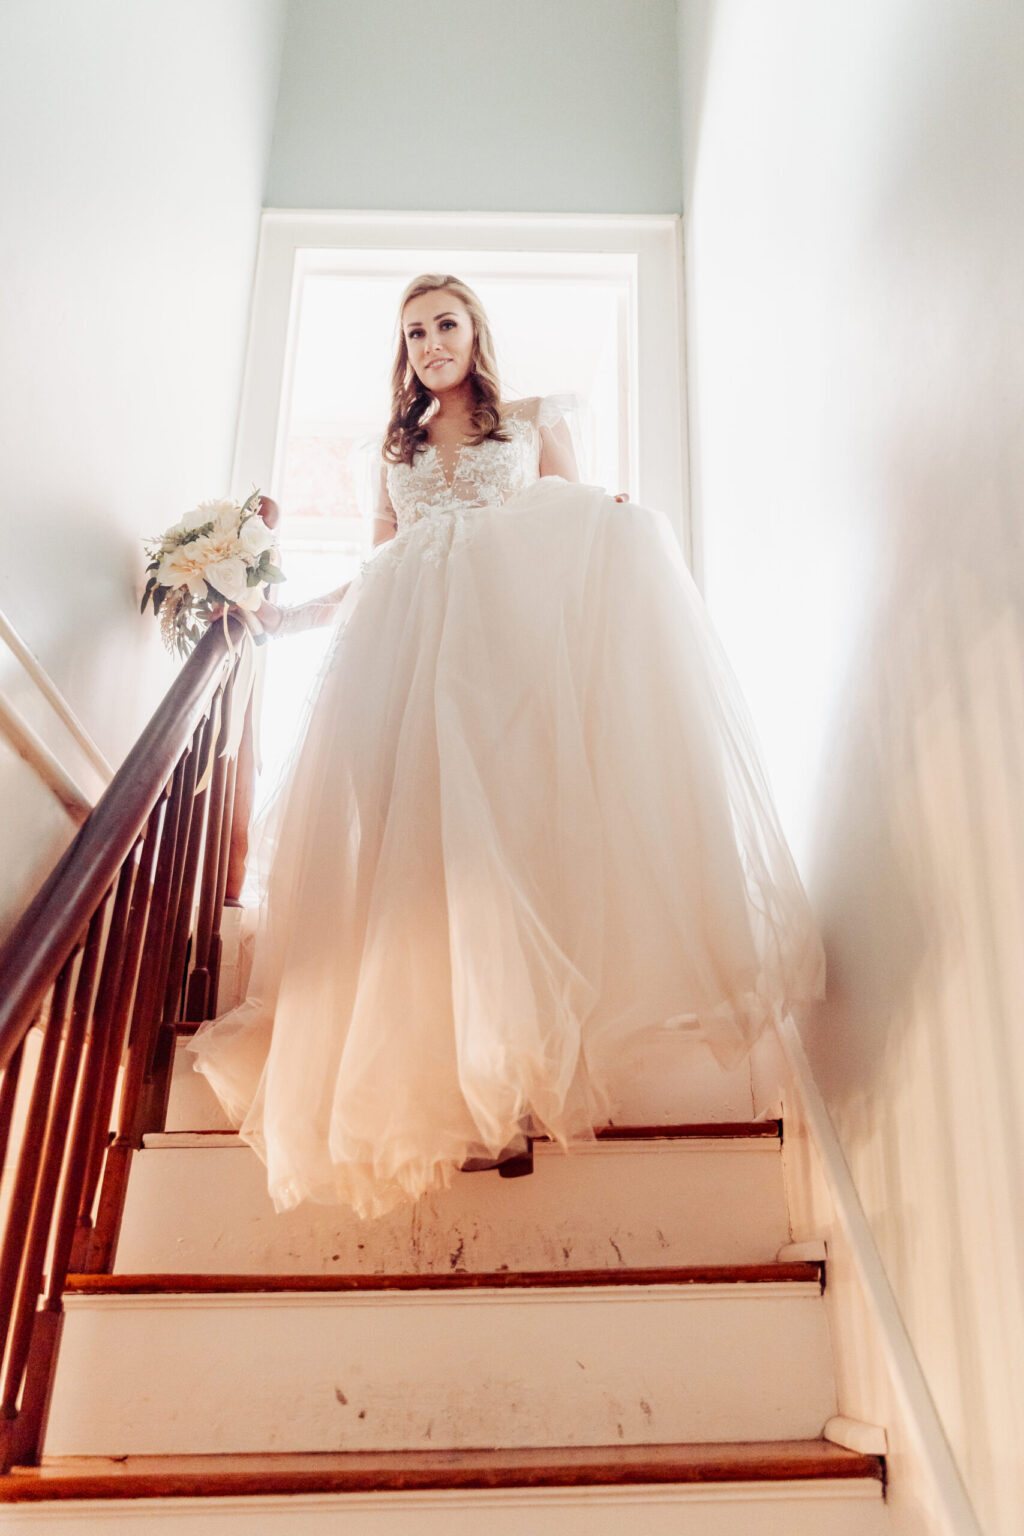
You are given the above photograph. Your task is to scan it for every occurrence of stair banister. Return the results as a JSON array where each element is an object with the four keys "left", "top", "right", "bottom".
[
  {"left": 0, "top": 615, "right": 248, "bottom": 1472},
  {"left": 0, "top": 621, "right": 240, "bottom": 1067}
]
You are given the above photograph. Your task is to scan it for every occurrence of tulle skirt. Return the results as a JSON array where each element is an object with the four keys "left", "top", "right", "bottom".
[{"left": 188, "top": 479, "right": 824, "bottom": 1219}]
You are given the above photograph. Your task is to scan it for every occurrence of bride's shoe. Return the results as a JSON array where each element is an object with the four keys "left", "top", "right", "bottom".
[
  {"left": 459, "top": 1134, "right": 534, "bottom": 1178},
  {"left": 497, "top": 1139, "right": 534, "bottom": 1178},
  {"left": 498, "top": 1134, "right": 534, "bottom": 1179}
]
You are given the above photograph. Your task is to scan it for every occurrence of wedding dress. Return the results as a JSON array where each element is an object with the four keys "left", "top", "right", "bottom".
[{"left": 188, "top": 395, "right": 824, "bottom": 1220}]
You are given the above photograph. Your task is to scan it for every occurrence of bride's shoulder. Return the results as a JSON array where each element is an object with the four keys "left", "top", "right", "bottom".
[
  {"left": 499, "top": 396, "right": 542, "bottom": 424},
  {"left": 500, "top": 395, "right": 573, "bottom": 430}
]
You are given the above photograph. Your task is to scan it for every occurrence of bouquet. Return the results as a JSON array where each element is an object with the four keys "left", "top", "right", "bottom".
[{"left": 141, "top": 491, "right": 284, "bottom": 656}]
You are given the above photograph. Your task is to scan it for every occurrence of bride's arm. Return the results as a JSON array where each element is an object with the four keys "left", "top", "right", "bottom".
[
  {"left": 257, "top": 584, "right": 351, "bottom": 636},
  {"left": 258, "top": 465, "right": 396, "bottom": 635},
  {"left": 538, "top": 416, "right": 579, "bottom": 482},
  {"left": 539, "top": 405, "right": 627, "bottom": 502},
  {"left": 372, "top": 463, "right": 398, "bottom": 546}
]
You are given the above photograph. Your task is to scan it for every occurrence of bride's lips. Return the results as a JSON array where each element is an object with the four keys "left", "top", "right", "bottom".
[{"left": 427, "top": 358, "right": 453, "bottom": 369}]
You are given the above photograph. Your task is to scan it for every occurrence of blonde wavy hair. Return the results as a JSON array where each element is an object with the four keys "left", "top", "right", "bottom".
[{"left": 382, "top": 274, "right": 510, "bottom": 466}]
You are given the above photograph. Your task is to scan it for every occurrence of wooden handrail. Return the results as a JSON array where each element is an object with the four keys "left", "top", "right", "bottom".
[
  {"left": 0, "top": 620, "right": 240, "bottom": 1073},
  {"left": 0, "top": 613, "right": 250, "bottom": 1472}
]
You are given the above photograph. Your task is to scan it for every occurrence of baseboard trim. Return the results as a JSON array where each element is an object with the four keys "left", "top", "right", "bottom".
[
  {"left": 823, "top": 1416, "right": 888, "bottom": 1456},
  {"left": 775, "top": 1014, "right": 983, "bottom": 1536}
]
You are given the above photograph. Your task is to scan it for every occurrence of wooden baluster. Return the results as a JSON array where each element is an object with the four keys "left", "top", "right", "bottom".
[
  {"left": 59, "top": 860, "right": 136, "bottom": 1218},
  {"left": 116, "top": 782, "right": 175, "bottom": 1130},
  {"left": 137, "top": 717, "right": 204, "bottom": 1135},
  {"left": 123, "top": 756, "right": 190, "bottom": 1144},
  {"left": 4, "top": 904, "right": 107, "bottom": 1466},
  {"left": 70, "top": 812, "right": 161, "bottom": 1274},
  {"left": 0, "top": 956, "right": 78, "bottom": 1473},
  {"left": 154, "top": 721, "right": 203, "bottom": 1016},
  {"left": 208, "top": 732, "right": 241, "bottom": 1019},
  {"left": 52, "top": 854, "right": 133, "bottom": 1271},
  {"left": 85, "top": 772, "right": 181, "bottom": 1277},
  {"left": 163, "top": 706, "right": 217, "bottom": 1022},
  {"left": 225, "top": 685, "right": 255, "bottom": 903},
  {"left": 0, "top": 1037, "right": 26, "bottom": 1193},
  {"left": 0, "top": 964, "right": 76, "bottom": 1360},
  {"left": 186, "top": 677, "right": 233, "bottom": 1021},
  {"left": 142, "top": 706, "right": 217, "bottom": 1131}
]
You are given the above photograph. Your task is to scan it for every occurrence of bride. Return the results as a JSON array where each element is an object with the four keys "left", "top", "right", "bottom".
[{"left": 188, "top": 272, "right": 824, "bottom": 1221}]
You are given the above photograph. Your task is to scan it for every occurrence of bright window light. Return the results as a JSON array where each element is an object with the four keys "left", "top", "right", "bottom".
[{"left": 235, "top": 218, "right": 687, "bottom": 811}]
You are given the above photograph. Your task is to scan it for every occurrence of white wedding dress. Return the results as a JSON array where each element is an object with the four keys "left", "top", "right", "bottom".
[{"left": 189, "top": 395, "right": 824, "bottom": 1220}]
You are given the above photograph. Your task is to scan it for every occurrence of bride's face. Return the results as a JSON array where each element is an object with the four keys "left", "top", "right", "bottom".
[{"left": 402, "top": 290, "right": 476, "bottom": 394}]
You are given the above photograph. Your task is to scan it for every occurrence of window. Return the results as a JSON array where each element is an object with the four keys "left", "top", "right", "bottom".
[{"left": 233, "top": 213, "right": 689, "bottom": 803}]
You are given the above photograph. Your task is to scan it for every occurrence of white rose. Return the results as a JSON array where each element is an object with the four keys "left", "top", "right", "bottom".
[
  {"left": 237, "top": 515, "right": 274, "bottom": 557},
  {"left": 180, "top": 505, "right": 215, "bottom": 534},
  {"left": 209, "top": 499, "right": 242, "bottom": 534},
  {"left": 233, "top": 583, "right": 264, "bottom": 612},
  {"left": 204, "top": 555, "right": 251, "bottom": 605}
]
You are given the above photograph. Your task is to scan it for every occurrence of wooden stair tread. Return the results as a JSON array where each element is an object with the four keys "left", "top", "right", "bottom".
[
  {"left": 66, "top": 1261, "right": 823, "bottom": 1295},
  {"left": 593, "top": 1121, "right": 781, "bottom": 1139},
  {"left": 148, "top": 1120, "right": 781, "bottom": 1141},
  {"left": 1, "top": 1441, "right": 883, "bottom": 1501}
]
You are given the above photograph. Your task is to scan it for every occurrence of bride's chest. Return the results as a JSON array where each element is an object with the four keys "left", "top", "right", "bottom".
[{"left": 386, "top": 419, "right": 539, "bottom": 528}]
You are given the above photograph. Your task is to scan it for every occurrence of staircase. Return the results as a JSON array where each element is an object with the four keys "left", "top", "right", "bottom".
[{"left": 0, "top": 1030, "right": 893, "bottom": 1533}]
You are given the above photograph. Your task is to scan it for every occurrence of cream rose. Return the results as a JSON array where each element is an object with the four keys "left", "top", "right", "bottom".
[
  {"left": 237, "top": 515, "right": 274, "bottom": 557},
  {"left": 158, "top": 543, "right": 209, "bottom": 597},
  {"left": 204, "top": 555, "right": 253, "bottom": 606},
  {"left": 179, "top": 505, "right": 216, "bottom": 535}
]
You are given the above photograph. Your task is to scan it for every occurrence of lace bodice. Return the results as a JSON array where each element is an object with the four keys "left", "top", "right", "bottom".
[
  {"left": 275, "top": 397, "right": 576, "bottom": 629},
  {"left": 383, "top": 396, "right": 571, "bottom": 535}
]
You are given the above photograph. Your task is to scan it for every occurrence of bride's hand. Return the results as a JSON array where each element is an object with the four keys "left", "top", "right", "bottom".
[
  {"left": 254, "top": 599, "right": 283, "bottom": 634},
  {"left": 208, "top": 600, "right": 282, "bottom": 634},
  {"left": 613, "top": 492, "right": 629, "bottom": 503}
]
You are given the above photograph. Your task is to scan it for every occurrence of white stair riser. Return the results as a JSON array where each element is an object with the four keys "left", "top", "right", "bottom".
[
  {"left": 165, "top": 1060, "right": 233, "bottom": 1131},
  {"left": 46, "top": 1286, "right": 835, "bottom": 1455},
  {"left": 0, "top": 1482, "right": 889, "bottom": 1535},
  {"left": 165, "top": 1033, "right": 756, "bottom": 1133},
  {"left": 115, "top": 1142, "right": 790, "bottom": 1274}
]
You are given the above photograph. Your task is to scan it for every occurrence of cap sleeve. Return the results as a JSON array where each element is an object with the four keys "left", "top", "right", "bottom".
[
  {"left": 536, "top": 393, "right": 589, "bottom": 483},
  {"left": 537, "top": 392, "right": 582, "bottom": 431}
]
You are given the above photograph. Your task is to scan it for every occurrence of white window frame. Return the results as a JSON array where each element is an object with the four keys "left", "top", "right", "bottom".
[{"left": 232, "top": 210, "right": 692, "bottom": 562}]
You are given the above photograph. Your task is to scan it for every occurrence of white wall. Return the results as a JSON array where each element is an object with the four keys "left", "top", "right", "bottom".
[
  {"left": 0, "top": 0, "right": 287, "bottom": 938},
  {"left": 680, "top": 2, "right": 1024, "bottom": 1531},
  {"left": 266, "top": 0, "right": 682, "bottom": 213}
]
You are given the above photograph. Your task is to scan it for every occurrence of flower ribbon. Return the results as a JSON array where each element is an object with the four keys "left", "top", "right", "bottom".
[{"left": 193, "top": 606, "right": 265, "bottom": 796}]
